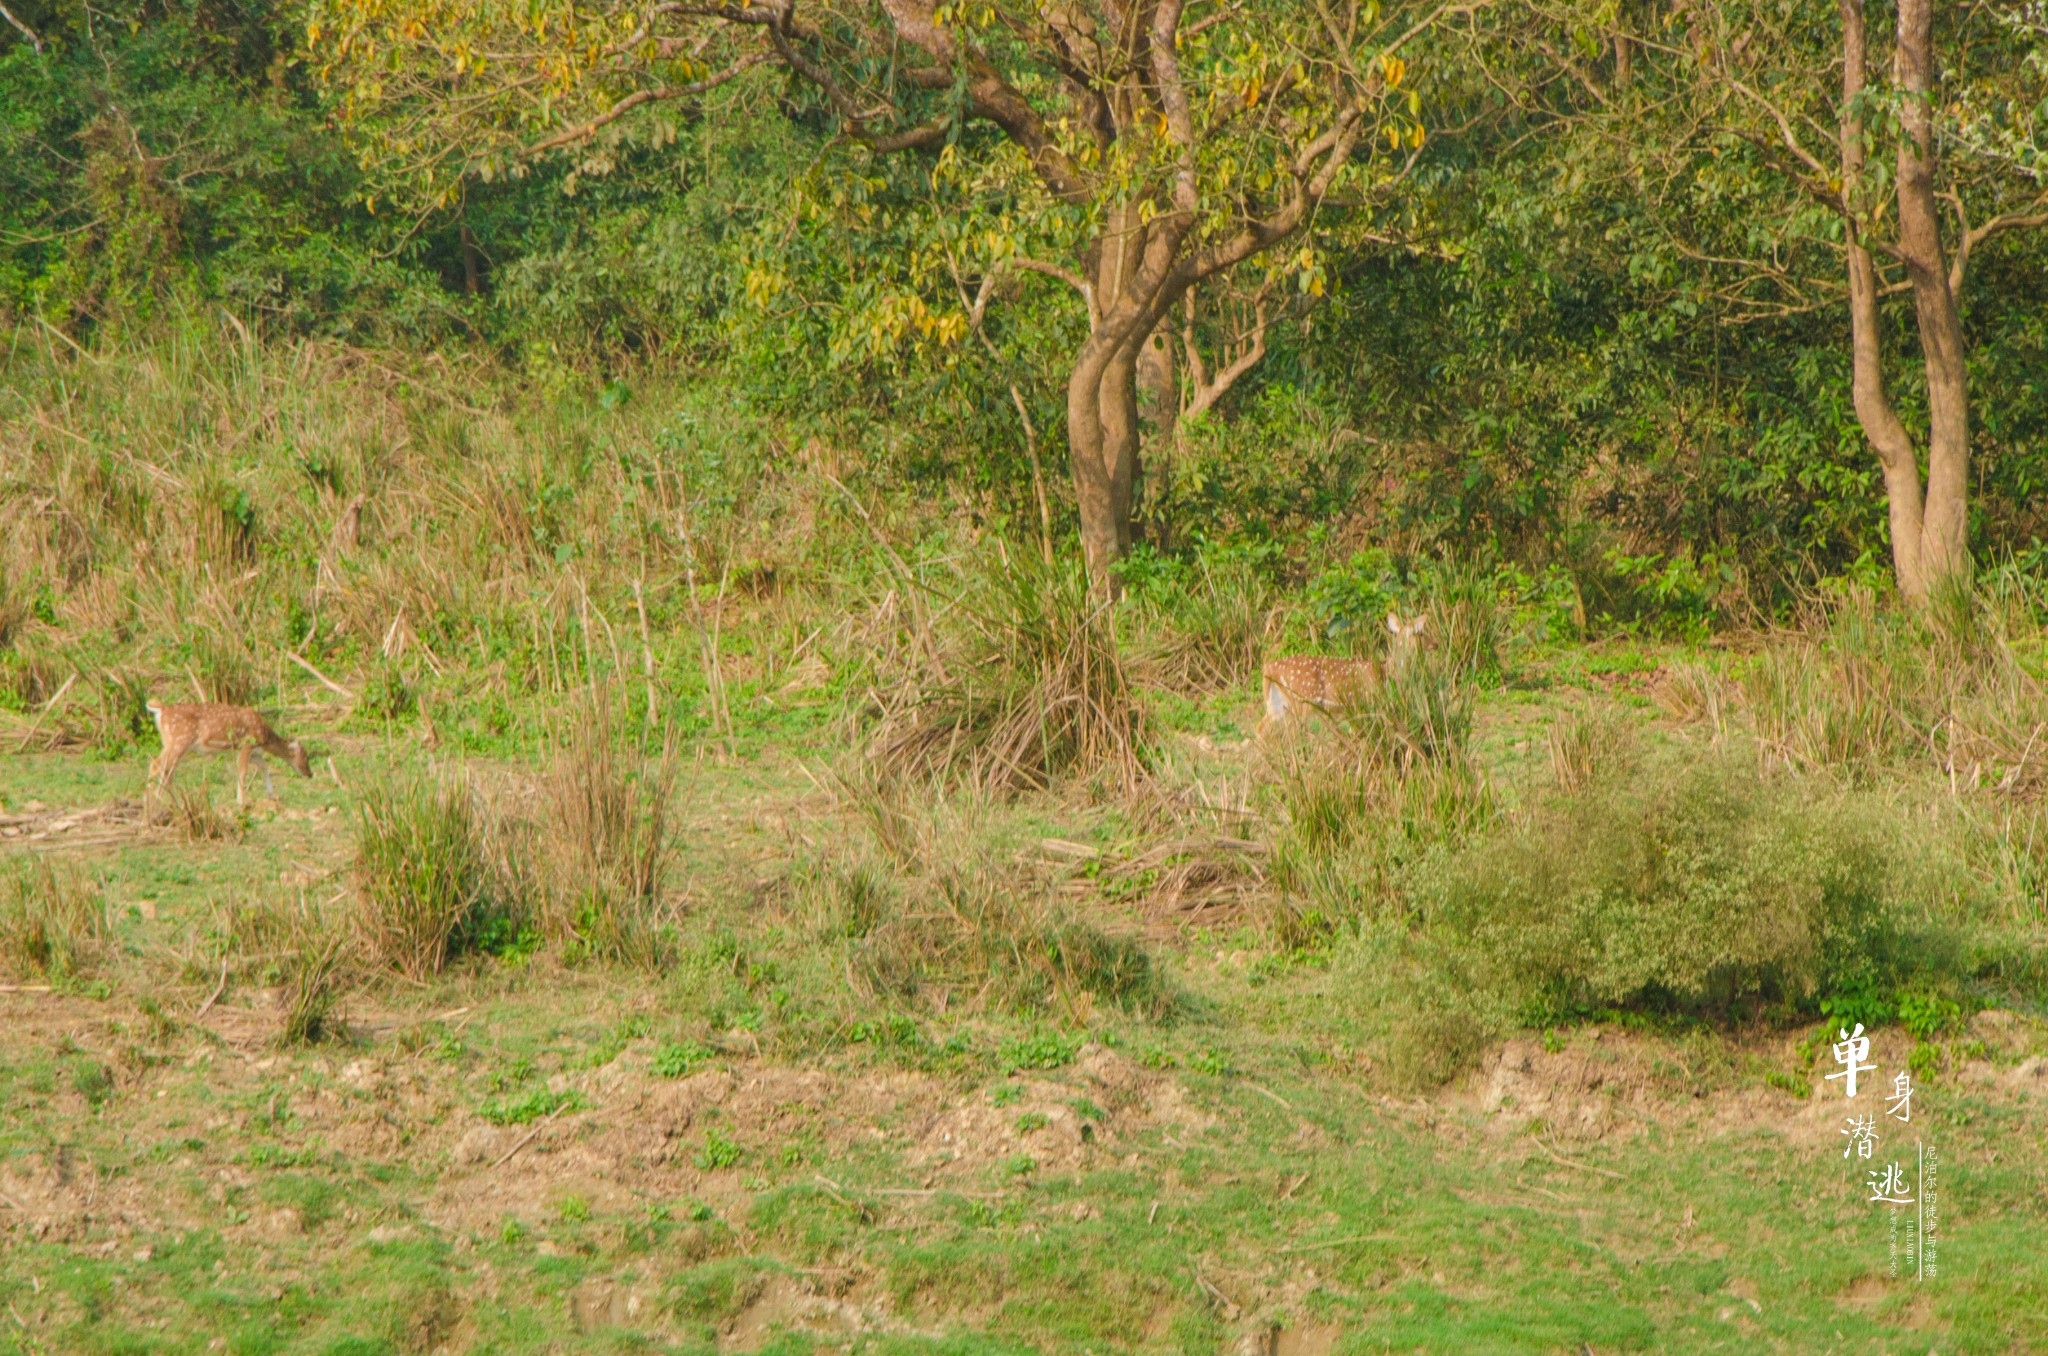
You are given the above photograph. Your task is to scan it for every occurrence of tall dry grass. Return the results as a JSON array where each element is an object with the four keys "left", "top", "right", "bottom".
[
  {"left": 873, "top": 547, "right": 1146, "bottom": 796},
  {"left": 536, "top": 691, "right": 681, "bottom": 963},
  {"left": 0, "top": 324, "right": 877, "bottom": 754},
  {"left": 1743, "top": 585, "right": 2048, "bottom": 791},
  {"left": 0, "top": 856, "right": 108, "bottom": 982}
]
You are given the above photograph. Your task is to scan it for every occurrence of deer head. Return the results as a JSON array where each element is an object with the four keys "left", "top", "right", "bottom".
[{"left": 1385, "top": 611, "right": 1430, "bottom": 669}]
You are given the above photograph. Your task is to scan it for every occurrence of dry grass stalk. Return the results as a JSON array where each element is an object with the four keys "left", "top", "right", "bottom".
[{"left": 540, "top": 688, "right": 680, "bottom": 963}]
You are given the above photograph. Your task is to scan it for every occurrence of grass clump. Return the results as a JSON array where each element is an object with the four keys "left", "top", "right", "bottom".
[
  {"left": 352, "top": 775, "right": 489, "bottom": 980},
  {"left": 0, "top": 856, "right": 108, "bottom": 982},
  {"left": 875, "top": 548, "right": 1145, "bottom": 796},
  {"left": 164, "top": 784, "right": 242, "bottom": 842},
  {"left": 280, "top": 925, "right": 350, "bottom": 1047},
  {"left": 1547, "top": 702, "right": 1634, "bottom": 793},
  {"left": 207, "top": 893, "right": 352, "bottom": 1044},
  {"left": 539, "top": 691, "right": 680, "bottom": 965}
]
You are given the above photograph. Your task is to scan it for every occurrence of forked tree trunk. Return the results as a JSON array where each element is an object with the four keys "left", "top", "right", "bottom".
[
  {"left": 1839, "top": 0, "right": 1972, "bottom": 605},
  {"left": 1892, "top": 0, "right": 1971, "bottom": 592},
  {"left": 1067, "top": 202, "right": 1170, "bottom": 593}
]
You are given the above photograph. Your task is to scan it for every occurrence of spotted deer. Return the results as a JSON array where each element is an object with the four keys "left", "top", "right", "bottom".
[
  {"left": 1259, "top": 613, "right": 1430, "bottom": 737},
  {"left": 146, "top": 701, "right": 312, "bottom": 804}
]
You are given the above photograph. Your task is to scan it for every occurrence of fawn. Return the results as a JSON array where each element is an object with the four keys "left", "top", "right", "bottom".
[
  {"left": 146, "top": 701, "right": 311, "bottom": 804},
  {"left": 1259, "top": 612, "right": 1431, "bottom": 736}
]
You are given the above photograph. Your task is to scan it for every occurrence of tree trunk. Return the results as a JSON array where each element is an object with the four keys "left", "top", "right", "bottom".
[
  {"left": 1136, "top": 325, "right": 1178, "bottom": 549},
  {"left": 1066, "top": 333, "right": 1127, "bottom": 589},
  {"left": 1840, "top": 0, "right": 1928, "bottom": 601},
  {"left": 1838, "top": 0, "right": 1971, "bottom": 605},
  {"left": 1067, "top": 202, "right": 1157, "bottom": 594},
  {"left": 1893, "top": 0, "right": 1971, "bottom": 592}
]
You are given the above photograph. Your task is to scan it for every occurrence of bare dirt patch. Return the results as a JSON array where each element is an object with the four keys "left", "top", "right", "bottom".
[
  {"left": 421, "top": 1042, "right": 1215, "bottom": 1233},
  {"left": 1452, "top": 1024, "right": 1966, "bottom": 1151}
]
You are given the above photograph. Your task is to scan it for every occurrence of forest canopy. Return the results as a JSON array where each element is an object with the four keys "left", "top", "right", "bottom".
[{"left": 5, "top": 0, "right": 2047, "bottom": 616}]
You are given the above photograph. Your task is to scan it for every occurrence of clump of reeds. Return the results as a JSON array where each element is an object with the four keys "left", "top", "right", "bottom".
[
  {"left": 537, "top": 689, "right": 680, "bottom": 964},
  {"left": 873, "top": 547, "right": 1146, "bottom": 796}
]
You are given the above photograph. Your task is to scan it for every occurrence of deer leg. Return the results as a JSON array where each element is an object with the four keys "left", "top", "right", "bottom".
[
  {"left": 1258, "top": 683, "right": 1287, "bottom": 740},
  {"left": 236, "top": 746, "right": 251, "bottom": 806},
  {"left": 154, "top": 742, "right": 186, "bottom": 794}
]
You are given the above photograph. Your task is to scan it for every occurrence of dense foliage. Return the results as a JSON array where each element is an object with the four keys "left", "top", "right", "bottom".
[{"left": 5, "top": 0, "right": 2047, "bottom": 619}]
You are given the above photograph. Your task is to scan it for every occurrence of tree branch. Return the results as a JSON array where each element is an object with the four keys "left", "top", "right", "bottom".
[
  {"left": 520, "top": 54, "right": 769, "bottom": 155},
  {"left": 875, "top": 0, "right": 1092, "bottom": 202},
  {"left": 1952, "top": 186, "right": 2048, "bottom": 296},
  {"left": 0, "top": 0, "right": 41, "bottom": 52},
  {"left": 1182, "top": 280, "right": 1273, "bottom": 422},
  {"left": 1147, "top": 0, "right": 1199, "bottom": 215}
]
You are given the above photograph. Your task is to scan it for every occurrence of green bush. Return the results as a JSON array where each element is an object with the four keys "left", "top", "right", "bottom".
[{"left": 1412, "top": 755, "right": 1917, "bottom": 1018}]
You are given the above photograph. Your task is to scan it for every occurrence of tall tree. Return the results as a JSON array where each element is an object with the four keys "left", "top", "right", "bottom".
[
  {"left": 308, "top": 0, "right": 1460, "bottom": 590},
  {"left": 1482, "top": 0, "right": 2048, "bottom": 602}
]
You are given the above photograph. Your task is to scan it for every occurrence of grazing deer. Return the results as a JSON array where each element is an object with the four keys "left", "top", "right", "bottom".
[
  {"left": 1259, "top": 612, "right": 1430, "bottom": 737},
  {"left": 146, "top": 702, "right": 311, "bottom": 804}
]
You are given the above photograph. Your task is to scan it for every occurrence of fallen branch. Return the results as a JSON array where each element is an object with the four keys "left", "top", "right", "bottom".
[
  {"left": 196, "top": 958, "right": 229, "bottom": 1018},
  {"left": 490, "top": 1104, "right": 568, "bottom": 1170},
  {"left": 287, "top": 651, "right": 356, "bottom": 701}
]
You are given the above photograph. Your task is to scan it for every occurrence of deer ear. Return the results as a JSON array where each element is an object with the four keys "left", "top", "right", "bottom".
[
  {"left": 1412, "top": 614, "right": 1428, "bottom": 633},
  {"left": 1386, "top": 612, "right": 1400, "bottom": 634}
]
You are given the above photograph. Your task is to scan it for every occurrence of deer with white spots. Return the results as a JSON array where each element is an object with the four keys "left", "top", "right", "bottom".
[
  {"left": 146, "top": 701, "right": 312, "bottom": 804},
  {"left": 1258, "top": 613, "right": 1430, "bottom": 737}
]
